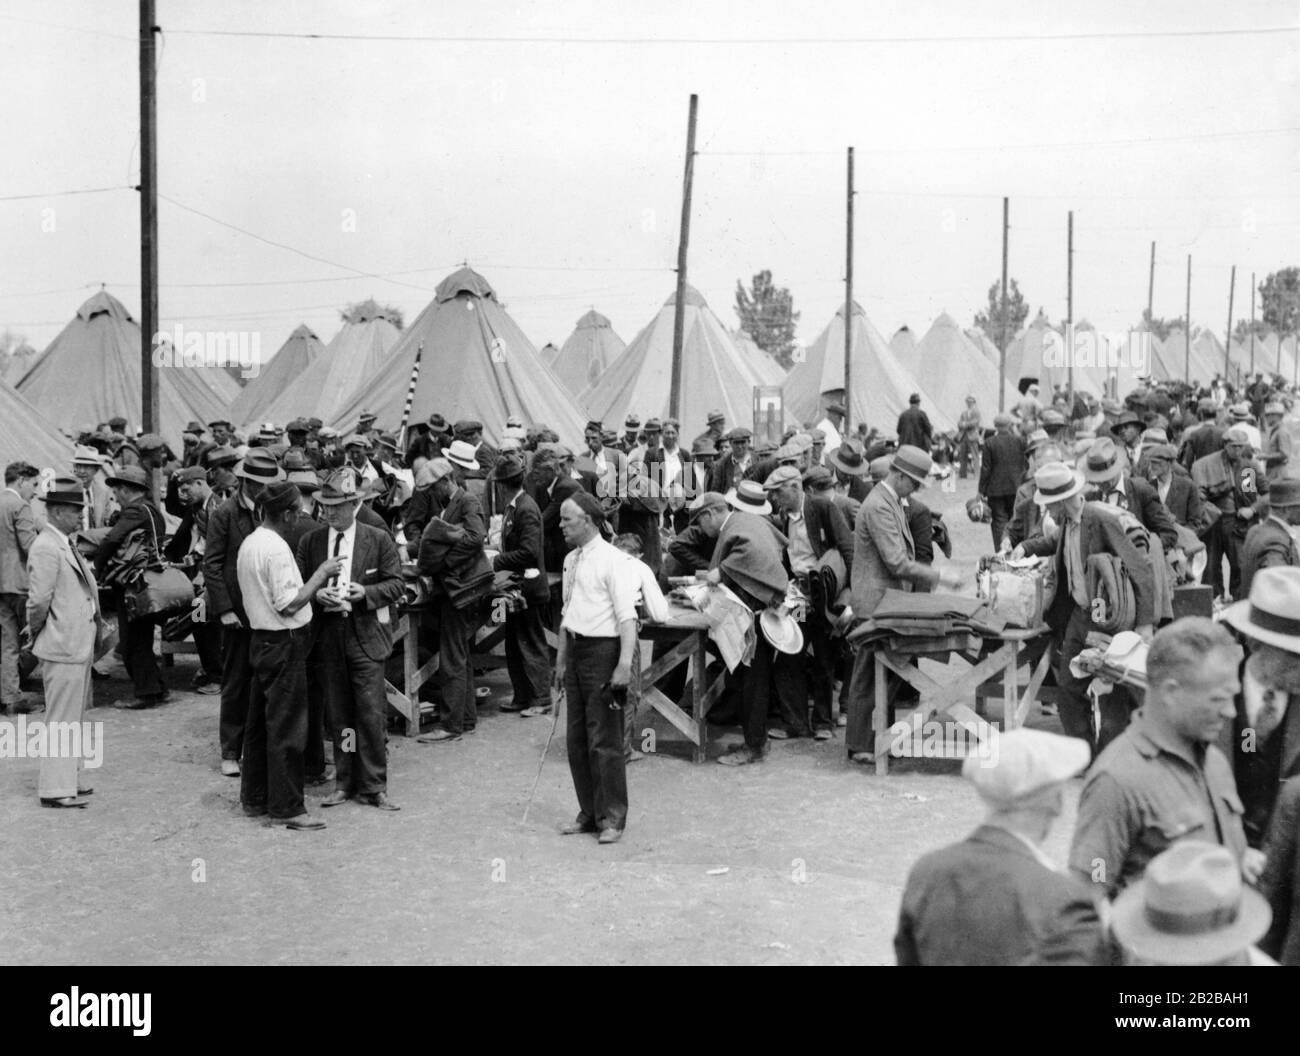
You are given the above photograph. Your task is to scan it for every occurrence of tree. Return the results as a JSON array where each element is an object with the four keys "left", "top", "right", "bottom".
[
  {"left": 1232, "top": 318, "right": 1269, "bottom": 344},
  {"left": 341, "top": 297, "right": 404, "bottom": 330},
  {"left": 734, "top": 271, "right": 799, "bottom": 368},
  {"left": 973, "top": 278, "right": 1029, "bottom": 350},
  {"left": 0, "top": 329, "right": 37, "bottom": 380},
  {"left": 1140, "top": 311, "right": 1184, "bottom": 342},
  {"left": 1259, "top": 267, "right": 1300, "bottom": 336}
]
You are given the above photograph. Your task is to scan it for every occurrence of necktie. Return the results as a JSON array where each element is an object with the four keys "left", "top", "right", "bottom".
[
  {"left": 1256, "top": 688, "right": 1282, "bottom": 744},
  {"left": 331, "top": 531, "right": 343, "bottom": 588},
  {"left": 564, "top": 546, "right": 582, "bottom": 607},
  {"left": 83, "top": 490, "right": 92, "bottom": 529}
]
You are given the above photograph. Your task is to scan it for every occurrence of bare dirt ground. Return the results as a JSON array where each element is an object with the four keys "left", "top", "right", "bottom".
[{"left": 0, "top": 470, "right": 1080, "bottom": 966}]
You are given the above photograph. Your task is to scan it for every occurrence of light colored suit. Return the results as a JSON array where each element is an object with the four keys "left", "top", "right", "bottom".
[
  {"left": 849, "top": 480, "right": 939, "bottom": 617},
  {"left": 25, "top": 523, "right": 101, "bottom": 799}
]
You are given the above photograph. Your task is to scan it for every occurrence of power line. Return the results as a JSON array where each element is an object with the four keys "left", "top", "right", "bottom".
[
  {"left": 0, "top": 186, "right": 133, "bottom": 203},
  {"left": 163, "top": 25, "right": 1300, "bottom": 44}
]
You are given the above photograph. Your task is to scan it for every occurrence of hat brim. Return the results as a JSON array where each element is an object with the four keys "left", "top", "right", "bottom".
[
  {"left": 446, "top": 455, "right": 480, "bottom": 471},
  {"left": 726, "top": 494, "right": 772, "bottom": 516},
  {"left": 827, "top": 450, "right": 870, "bottom": 477},
  {"left": 1033, "top": 474, "right": 1088, "bottom": 506},
  {"left": 316, "top": 492, "right": 362, "bottom": 506},
  {"left": 759, "top": 609, "right": 804, "bottom": 654},
  {"left": 235, "top": 464, "right": 284, "bottom": 482},
  {"left": 895, "top": 465, "right": 928, "bottom": 487},
  {"left": 1220, "top": 600, "right": 1300, "bottom": 654},
  {"left": 104, "top": 475, "right": 149, "bottom": 490},
  {"left": 1083, "top": 464, "right": 1122, "bottom": 484},
  {"left": 43, "top": 495, "right": 86, "bottom": 507},
  {"left": 1110, "top": 882, "right": 1271, "bottom": 964}
]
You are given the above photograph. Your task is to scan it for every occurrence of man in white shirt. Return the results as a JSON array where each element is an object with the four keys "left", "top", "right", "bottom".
[
  {"left": 555, "top": 492, "right": 639, "bottom": 844},
  {"left": 236, "top": 482, "right": 343, "bottom": 830}
]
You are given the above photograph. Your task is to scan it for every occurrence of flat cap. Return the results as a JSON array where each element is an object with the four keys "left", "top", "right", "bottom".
[
  {"left": 762, "top": 465, "right": 802, "bottom": 490},
  {"left": 963, "top": 729, "right": 1089, "bottom": 806}
]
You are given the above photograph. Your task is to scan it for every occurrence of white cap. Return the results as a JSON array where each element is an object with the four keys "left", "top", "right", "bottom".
[{"left": 963, "top": 729, "right": 1089, "bottom": 806}]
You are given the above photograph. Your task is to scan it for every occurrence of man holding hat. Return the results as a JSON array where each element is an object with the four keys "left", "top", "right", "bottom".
[
  {"left": 978, "top": 415, "right": 1027, "bottom": 551},
  {"left": 896, "top": 393, "right": 932, "bottom": 454},
  {"left": 896, "top": 729, "right": 1104, "bottom": 965},
  {"left": 845, "top": 447, "right": 962, "bottom": 764},
  {"left": 489, "top": 454, "right": 552, "bottom": 714},
  {"left": 236, "top": 482, "right": 344, "bottom": 830},
  {"left": 24, "top": 477, "right": 103, "bottom": 807},
  {"left": 416, "top": 457, "right": 490, "bottom": 742},
  {"left": 1070, "top": 618, "right": 1255, "bottom": 901},
  {"left": 94, "top": 464, "right": 169, "bottom": 709},
  {"left": 1192, "top": 426, "right": 1268, "bottom": 600},
  {"left": 205, "top": 448, "right": 285, "bottom": 776},
  {"left": 298, "top": 468, "right": 404, "bottom": 810},
  {"left": 1239, "top": 479, "right": 1300, "bottom": 597}
]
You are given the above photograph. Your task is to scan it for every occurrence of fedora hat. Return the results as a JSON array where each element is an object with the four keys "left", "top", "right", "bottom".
[
  {"left": 43, "top": 476, "right": 86, "bottom": 507},
  {"left": 316, "top": 468, "right": 362, "bottom": 505},
  {"left": 1229, "top": 402, "right": 1253, "bottom": 421},
  {"left": 286, "top": 469, "right": 321, "bottom": 493},
  {"left": 828, "top": 439, "right": 869, "bottom": 477},
  {"left": 105, "top": 465, "right": 150, "bottom": 491},
  {"left": 445, "top": 440, "right": 480, "bottom": 471},
  {"left": 759, "top": 607, "right": 804, "bottom": 655},
  {"left": 1109, "top": 410, "right": 1145, "bottom": 433},
  {"left": 234, "top": 448, "right": 285, "bottom": 483},
  {"left": 1033, "top": 461, "right": 1087, "bottom": 506},
  {"left": 1222, "top": 565, "right": 1300, "bottom": 654},
  {"left": 427, "top": 413, "right": 450, "bottom": 433},
  {"left": 72, "top": 444, "right": 105, "bottom": 467},
  {"left": 1110, "top": 841, "right": 1270, "bottom": 965},
  {"left": 1024, "top": 428, "right": 1050, "bottom": 454},
  {"left": 1264, "top": 401, "right": 1286, "bottom": 417},
  {"left": 727, "top": 480, "right": 771, "bottom": 515},
  {"left": 1270, "top": 479, "right": 1300, "bottom": 508},
  {"left": 891, "top": 445, "right": 932, "bottom": 485},
  {"left": 489, "top": 454, "right": 525, "bottom": 483},
  {"left": 259, "top": 482, "right": 302, "bottom": 517},
  {"left": 1083, "top": 436, "right": 1125, "bottom": 484}
]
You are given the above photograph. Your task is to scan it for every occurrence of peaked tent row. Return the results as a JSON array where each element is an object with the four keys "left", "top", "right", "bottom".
[{"left": 231, "top": 324, "right": 328, "bottom": 429}]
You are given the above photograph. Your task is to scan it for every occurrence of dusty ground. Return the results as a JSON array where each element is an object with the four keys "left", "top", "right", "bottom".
[{"left": 0, "top": 471, "right": 1080, "bottom": 966}]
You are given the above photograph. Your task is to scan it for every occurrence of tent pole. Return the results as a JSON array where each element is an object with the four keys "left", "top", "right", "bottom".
[
  {"left": 1224, "top": 265, "right": 1236, "bottom": 388},
  {"left": 1249, "top": 272, "right": 1256, "bottom": 376},
  {"left": 669, "top": 94, "right": 698, "bottom": 424},
  {"left": 844, "top": 146, "right": 854, "bottom": 435},
  {"left": 1185, "top": 255, "right": 1192, "bottom": 386},
  {"left": 1066, "top": 210, "right": 1073, "bottom": 405},
  {"left": 999, "top": 198, "right": 1009, "bottom": 413}
]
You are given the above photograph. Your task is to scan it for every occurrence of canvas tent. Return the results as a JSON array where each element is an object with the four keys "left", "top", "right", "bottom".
[
  {"left": 911, "top": 312, "right": 1016, "bottom": 421},
  {"left": 0, "top": 376, "right": 72, "bottom": 470},
  {"left": 889, "top": 326, "right": 917, "bottom": 360},
  {"left": 261, "top": 310, "right": 401, "bottom": 428},
  {"left": 731, "top": 329, "right": 786, "bottom": 386},
  {"left": 331, "top": 268, "right": 586, "bottom": 443},
  {"left": 966, "top": 327, "right": 1002, "bottom": 366},
  {"left": 550, "top": 310, "right": 626, "bottom": 395},
  {"left": 231, "top": 323, "right": 327, "bottom": 429},
  {"left": 19, "top": 291, "right": 227, "bottom": 443},
  {"left": 580, "top": 286, "right": 767, "bottom": 434},
  {"left": 784, "top": 301, "right": 954, "bottom": 434}
]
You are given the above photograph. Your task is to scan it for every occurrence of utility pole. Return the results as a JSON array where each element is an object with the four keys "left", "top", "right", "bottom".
[
  {"left": 844, "top": 146, "right": 854, "bottom": 433},
  {"left": 999, "top": 197, "right": 1009, "bottom": 413},
  {"left": 1147, "top": 241, "right": 1155, "bottom": 324},
  {"left": 1249, "top": 271, "right": 1256, "bottom": 376},
  {"left": 1066, "top": 210, "right": 1074, "bottom": 403},
  {"left": 669, "top": 94, "right": 698, "bottom": 423},
  {"left": 1224, "top": 265, "right": 1236, "bottom": 385},
  {"left": 1184, "top": 255, "right": 1192, "bottom": 384},
  {"left": 139, "top": 0, "right": 159, "bottom": 437}
]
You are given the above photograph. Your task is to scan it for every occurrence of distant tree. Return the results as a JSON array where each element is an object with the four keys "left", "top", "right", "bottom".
[
  {"left": 1140, "top": 310, "right": 1184, "bottom": 342},
  {"left": 1232, "top": 318, "right": 1269, "bottom": 344},
  {"left": 1259, "top": 267, "right": 1300, "bottom": 336},
  {"left": 734, "top": 271, "right": 799, "bottom": 368},
  {"left": 0, "top": 329, "right": 37, "bottom": 379},
  {"left": 341, "top": 298, "right": 404, "bottom": 330},
  {"left": 973, "top": 278, "right": 1029, "bottom": 350}
]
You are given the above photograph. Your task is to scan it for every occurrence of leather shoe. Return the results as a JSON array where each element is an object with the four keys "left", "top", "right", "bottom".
[
  {"left": 766, "top": 727, "right": 789, "bottom": 740},
  {"left": 497, "top": 700, "right": 529, "bottom": 712},
  {"left": 519, "top": 704, "right": 552, "bottom": 718},
  {"left": 304, "top": 770, "right": 333, "bottom": 787},
  {"left": 718, "top": 747, "right": 762, "bottom": 766},
  {"left": 319, "top": 790, "right": 351, "bottom": 808},
  {"left": 41, "top": 796, "right": 89, "bottom": 808},
  {"left": 284, "top": 815, "right": 326, "bottom": 831},
  {"left": 560, "top": 818, "right": 596, "bottom": 836},
  {"left": 76, "top": 787, "right": 94, "bottom": 796},
  {"left": 597, "top": 828, "right": 623, "bottom": 845},
  {"left": 358, "top": 791, "right": 400, "bottom": 811},
  {"left": 243, "top": 803, "right": 268, "bottom": 817},
  {"left": 220, "top": 759, "right": 241, "bottom": 777},
  {"left": 848, "top": 750, "right": 876, "bottom": 765},
  {"left": 416, "top": 728, "right": 461, "bottom": 743},
  {"left": 814, "top": 728, "right": 834, "bottom": 741}
]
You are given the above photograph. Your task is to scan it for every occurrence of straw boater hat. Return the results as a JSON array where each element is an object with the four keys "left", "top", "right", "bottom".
[
  {"left": 316, "top": 468, "right": 362, "bottom": 505},
  {"left": 1222, "top": 565, "right": 1300, "bottom": 654},
  {"left": 1110, "top": 841, "right": 1270, "bottom": 965},
  {"left": 445, "top": 440, "right": 480, "bottom": 471},
  {"left": 1032, "top": 462, "right": 1088, "bottom": 505},
  {"left": 727, "top": 479, "right": 772, "bottom": 516}
]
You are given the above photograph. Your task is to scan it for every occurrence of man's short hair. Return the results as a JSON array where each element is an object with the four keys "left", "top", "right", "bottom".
[
  {"left": 1147, "top": 618, "right": 1241, "bottom": 691},
  {"left": 4, "top": 462, "right": 38, "bottom": 485},
  {"left": 613, "top": 533, "right": 644, "bottom": 556}
]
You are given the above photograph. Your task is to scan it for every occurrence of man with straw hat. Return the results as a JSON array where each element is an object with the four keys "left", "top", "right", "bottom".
[
  {"left": 300, "top": 468, "right": 405, "bottom": 811},
  {"left": 24, "top": 477, "right": 102, "bottom": 807},
  {"left": 896, "top": 729, "right": 1104, "bottom": 965},
  {"left": 70, "top": 445, "right": 117, "bottom": 530}
]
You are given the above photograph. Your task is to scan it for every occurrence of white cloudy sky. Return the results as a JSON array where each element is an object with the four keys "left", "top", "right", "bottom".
[{"left": 3, "top": 0, "right": 1297, "bottom": 360}]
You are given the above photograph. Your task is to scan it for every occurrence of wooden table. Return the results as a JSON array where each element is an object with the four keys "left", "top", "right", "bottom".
[
  {"left": 868, "top": 625, "right": 1053, "bottom": 775},
  {"left": 633, "top": 605, "right": 729, "bottom": 764}
]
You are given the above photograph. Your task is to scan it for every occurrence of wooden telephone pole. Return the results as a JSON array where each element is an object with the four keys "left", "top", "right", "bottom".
[
  {"left": 669, "top": 94, "right": 698, "bottom": 422},
  {"left": 139, "top": 0, "right": 160, "bottom": 436},
  {"left": 998, "top": 197, "right": 1009, "bottom": 413},
  {"left": 844, "top": 147, "right": 854, "bottom": 433}
]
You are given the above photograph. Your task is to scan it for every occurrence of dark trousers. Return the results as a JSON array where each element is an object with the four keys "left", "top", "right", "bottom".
[
  {"left": 744, "top": 635, "right": 805, "bottom": 750},
  {"left": 844, "top": 646, "right": 917, "bottom": 755},
  {"left": 219, "top": 623, "right": 253, "bottom": 761},
  {"left": 241, "top": 628, "right": 310, "bottom": 819},
  {"left": 504, "top": 604, "right": 551, "bottom": 707},
  {"left": 989, "top": 494, "right": 1016, "bottom": 551},
  {"left": 304, "top": 635, "right": 327, "bottom": 777},
  {"left": 1055, "top": 604, "right": 1134, "bottom": 754},
  {"left": 117, "top": 602, "right": 164, "bottom": 700},
  {"left": 564, "top": 635, "right": 627, "bottom": 832},
  {"left": 193, "top": 620, "right": 222, "bottom": 678},
  {"left": 319, "top": 619, "right": 388, "bottom": 796},
  {"left": 438, "top": 598, "right": 477, "bottom": 734},
  {"left": 803, "top": 608, "right": 837, "bottom": 732}
]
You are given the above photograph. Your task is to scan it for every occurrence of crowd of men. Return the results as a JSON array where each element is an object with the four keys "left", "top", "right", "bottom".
[{"left": 3, "top": 364, "right": 1300, "bottom": 961}]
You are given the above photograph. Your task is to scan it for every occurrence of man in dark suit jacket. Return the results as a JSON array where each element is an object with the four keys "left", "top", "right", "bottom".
[
  {"left": 706, "top": 428, "right": 753, "bottom": 495},
  {"left": 299, "top": 468, "right": 405, "bottom": 810},
  {"left": 895, "top": 393, "right": 932, "bottom": 453},
  {"left": 978, "top": 415, "right": 1027, "bottom": 551},
  {"left": 1023, "top": 463, "right": 1155, "bottom": 753},
  {"left": 1143, "top": 443, "right": 1207, "bottom": 531},
  {"left": 1260, "top": 776, "right": 1300, "bottom": 965},
  {"left": 897, "top": 729, "right": 1104, "bottom": 966},
  {"left": 205, "top": 448, "right": 284, "bottom": 775},
  {"left": 530, "top": 449, "right": 584, "bottom": 575},
  {"left": 417, "top": 458, "right": 490, "bottom": 742},
  {"left": 490, "top": 456, "right": 552, "bottom": 714},
  {"left": 1178, "top": 398, "right": 1225, "bottom": 472},
  {"left": 1239, "top": 479, "right": 1300, "bottom": 597},
  {"left": 0, "top": 461, "right": 40, "bottom": 712},
  {"left": 1081, "top": 436, "right": 1181, "bottom": 554}
]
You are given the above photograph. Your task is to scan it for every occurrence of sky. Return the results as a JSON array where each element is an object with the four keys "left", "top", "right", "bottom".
[{"left": 2, "top": 0, "right": 1298, "bottom": 367}]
